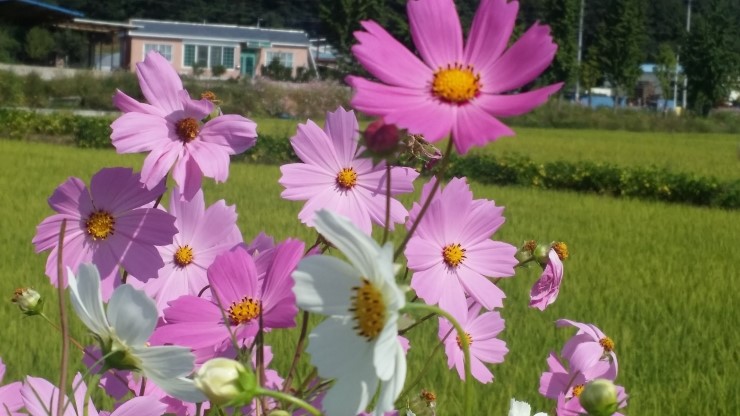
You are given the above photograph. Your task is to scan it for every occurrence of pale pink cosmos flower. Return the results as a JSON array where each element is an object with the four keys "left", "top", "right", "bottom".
[
  {"left": 21, "top": 373, "right": 167, "bottom": 416},
  {"left": 0, "top": 358, "right": 23, "bottom": 415},
  {"left": 32, "top": 167, "right": 177, "bottom": 299},
  {"left": 151, "top": 240, "right": 304, "bottom": 363},
  {"left": 529, "top": 249, "right": 564, "bottom": 311},
  {"left": 539, "top": 353, "right": 617, "bottom": 400},
  {"left": 111, "top": 51, "right": 257, "bottom": 201},
  {"left": 347, "top": 0, "right": 562, "bottom": 154},
  {"left": 557, "top": 319, "right": 618, "bottom": 377},
  {"left": 128, "top": 186, "right": 242, "bottom": 314},
  {"left": 405, "top": 177, "right": 517, "bottom": 319},
  {"left": 439, "top": 300, "right": 508, "bottom": 383},
  {"left": 279, "top": 107, "right": 419, "bottom": 235}
]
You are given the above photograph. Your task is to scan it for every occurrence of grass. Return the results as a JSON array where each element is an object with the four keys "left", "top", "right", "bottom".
[
  {"left": 250, "top": 117, "right": 739, "bottom": 181},
  {"left": 0, "top": 139, "right": 738, "bottom": 414}
]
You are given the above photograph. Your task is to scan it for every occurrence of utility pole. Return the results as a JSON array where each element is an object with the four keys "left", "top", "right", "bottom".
[
  {"left": 682, "top": 0, "right": 692, "bottom": 110},
  {"left": 575, "top": 0, "right": 586, "bottom": 103}
]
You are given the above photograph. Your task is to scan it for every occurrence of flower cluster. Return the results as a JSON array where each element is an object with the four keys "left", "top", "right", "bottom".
[{"left": 5, "top": 1, "right": 631, "bottom": 415}]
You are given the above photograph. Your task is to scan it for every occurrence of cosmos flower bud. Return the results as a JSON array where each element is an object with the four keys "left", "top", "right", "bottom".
[
  {"left": 533, "top": 243, "right": 551, "bottom": 267},
  {"left": 11, "top": 287, "right": 43, "bottom": 316},
  {"left": 194, "top": 358, "right": 256, "bottom": 406},
  {"left": 266, "top": 411, "right": 290, "bottom": 416},
  {"left": 515, "top": 240, "right": 537, "bottom": 264},
  {"left": 363, "top": 119, "right": 402, "bottom": 156},
  {"left": 580, "top": 379, "right": 619, "bottom": 416}
]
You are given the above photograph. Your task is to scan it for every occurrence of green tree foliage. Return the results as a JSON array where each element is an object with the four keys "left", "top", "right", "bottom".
[
  {"left": 580, "top": 45, "right": 601, "bottom": 106},
  {"left": 542, "top": 0, "right": 580, "bottom": 91},
  {"left": 683, "top": 0, "right": 740, "bottom": 115},
  {"left": 654, "top": 43, "right": 677, "bottom": 110},
  {"left": 0, "top": 27, "right": 20, "bottom": 63},
  {"left": 25, "top": 27, "right": 55, "bottom": 63},
  {"left": 594, "top": 0, "right": 646, "bottom": 104}
]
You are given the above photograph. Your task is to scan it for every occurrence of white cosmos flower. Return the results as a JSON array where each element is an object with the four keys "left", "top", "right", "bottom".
[
  {"left": 508, "top": 398, "right": 547, "bottom": 416},
  {"left": 67, "top": 263, "right": 206, "bottom": 403},
  {"left": 292, "top": 210, "right": 406, "bottom": 416}
]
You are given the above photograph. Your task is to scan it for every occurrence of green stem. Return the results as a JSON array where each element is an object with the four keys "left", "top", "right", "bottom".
[
  {"left": 256, "top": 388, "right": 321, "bottom": 416},
  {"left": 56, "top": 219, "right": 70, "bottom": 416},
  {"left": 82, "top": 373, "right": 101, "bottom": 416},
  {"left": 393, "top": 140, "right": 453, "bottom": 261},
  {"left": 382, "top": 162, "right": 392, "bottom": 244},
  {"left": 401, "top": 302, "right": 472, "bottom": 415},
  {"left": 398, "top": 327, "right": 451, "bottom": 399},
  {"left": 282, "top": 311, "right": 310, "bottom": 393}
]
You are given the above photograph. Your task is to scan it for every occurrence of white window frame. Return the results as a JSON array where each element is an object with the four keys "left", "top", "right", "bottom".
[
  {"left": 143, "top": 43, "right": 173, "bottom": 62},
  {"left": 182, "top": 42, "right": 237, "bottom": 69}
]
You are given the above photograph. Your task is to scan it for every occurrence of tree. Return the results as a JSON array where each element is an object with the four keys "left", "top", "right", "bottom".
[
  {"left": 542, "top": 0, "right": 580, "bottom": 93},
  {"left": 654, "top": 43, "right": 677, "bottom": 112},
  {"left": 683, "top": 0, "right": 740, "bottom": 115},
  {"left": 0, "top": 26, "right": 20, "bottom": 63},
  {"left": 25, "top": 27, "right": 55, "bottom": 64},
  {"left": 580, "top": 46, "right": 601, "bottom": 107},
  {"left": 594, "top": 0, "right": 647, "bottom": 108}
]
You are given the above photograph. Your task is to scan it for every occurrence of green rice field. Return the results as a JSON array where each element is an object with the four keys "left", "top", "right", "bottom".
[{"left": 0, "top": 135, "right": 738, "bottom": 414}]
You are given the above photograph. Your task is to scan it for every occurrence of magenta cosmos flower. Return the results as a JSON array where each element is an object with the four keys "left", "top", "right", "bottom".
[
  {"left": 439, "top": 300, "right": 508, "bottom": 383},
  {"left": 111, "top": 51, "right": 257, "bottom": 201},
  {"left": 347, "top": 0, "right": 562, "bottom": 154},
  {"left": 279, "top": 107, "right": 419, "bottom": 234},
  {"left": 558, "top": 319, "right": 618, "bottom": 377},
  {"left": 128, "top": 187, "right": 242, "bottom": 313},
  {"left": 539, "top": 353, "right": 617, "bottom": 400},
  {"left": 405, "top": 177, "right": 517, "bottom": 319},
  {"left": 151, "top": 240, "right": 303, "bottom": 362},
  {"left": 529, "top": 248, "right": 564, "bottom": 311},
  {"left": 32, "top": 167, "right": 177, "bottom": 299}
]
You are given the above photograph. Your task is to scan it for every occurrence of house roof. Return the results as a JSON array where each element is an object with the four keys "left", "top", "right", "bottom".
[{"left": 128, "top": 19, "right": 310, "bottom": 47}]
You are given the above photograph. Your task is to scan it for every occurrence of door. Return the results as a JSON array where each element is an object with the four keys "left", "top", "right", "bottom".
[{"left": 240, "top": 51, "right": 256, "bottom": 78}]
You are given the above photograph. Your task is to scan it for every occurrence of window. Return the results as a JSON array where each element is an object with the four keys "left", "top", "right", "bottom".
[
  {"left": 265, "top": 51, "right": 293, "bottom": 69},
  {"left": 183, "top": 44, "right": 235, "bottom": 68},
  {"left": 143, "top": 44, "right": 172, "bottom": 61}
]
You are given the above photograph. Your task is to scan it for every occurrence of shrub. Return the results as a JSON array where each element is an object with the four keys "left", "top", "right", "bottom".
[{"left": 73, "top": 117, "right": 113, "bottom": 148}]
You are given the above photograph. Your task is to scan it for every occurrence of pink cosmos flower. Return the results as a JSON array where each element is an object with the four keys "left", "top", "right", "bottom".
[
  {"left": 32, "top": 167, "right": 177, "bottom": 299},
  {"left": 556, "top": 386, "right": 628, "bottom": 416},
  {"left": 347, "top": 0, "right": 562, "bottom": 154},
  {"left": 539, "top": 353, "right": 617, "bottom": 400},
  {"left": 529, "top": 249, "right": 564, "bottom": 311},
  {"left": 21, "top": 373, "right": 167, "bottom": 416},
  {"left": 558, "top": 319, "right": 618, "bottom": 377},
  {"left": 111, "top": 51, "right": 257, "bottom": 201},
  {"left": 439, "top": 300, "right": 508, "bottom": 383},
  {"left": 279, "top": 107, "right": 419, "bottom": 234},
  {"left": 0, "top": 358, "right": 23, "bottom": 415},
  {"left": 128, "top": 187, "right": 242, "bottom": 313},
  {"left": 151, "top": 240, "right": 304, "bottom": 362},
  {"left": 405, "top": 177, "right": 517, "bottom": 319}
]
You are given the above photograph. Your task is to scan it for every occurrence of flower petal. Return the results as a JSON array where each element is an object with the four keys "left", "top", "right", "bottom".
[
  {"left": 68, "top": 264, "right": 110, "bottom": 337},
  {"left": 113, "top": 89, "right": 166, "bottom": 117},
  {"left": 477, "top": 83, "right": 563, "bottom": 117},
  {"left": 323, "top": 107, "right": 360, "bottom": 164},
  {"left": 451, "top": 102, "right": 515, "bottom": 154},
  {"left": 407, "top": 0, "right": 463, "bottom": 68},
  {"left": 107, "top": 284, "right": 158, "bottom": 345},
  {"left": 110, "top": 395, "right": 168, "bottom": 416},
  {"left": 292, "top": 255, "right": 357, "bottom": 316},
  {"left": 313, "top": 210, "right": 383, "bottom": 279},
  {"left": 464, "top": 0, "right": 519, "bottom": 74},
  {"left": 352, "top": 20, "right": 432, "bottom": 89},
  {"left": 136, "top": 51, "right": 184, "bottom": 114},
  {"left": 111, "top": 112, "right": 171, "bottom": 154},
  {"left": 198, "top": 114, "right": 257, "bottom": 154}
]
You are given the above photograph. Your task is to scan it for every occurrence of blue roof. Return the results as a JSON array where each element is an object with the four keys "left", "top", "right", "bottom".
[{"left": 129, "top": 19, "right": 310, "bottom": 46}]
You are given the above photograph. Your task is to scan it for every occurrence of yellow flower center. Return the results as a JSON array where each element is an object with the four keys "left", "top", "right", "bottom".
[
  {"left": 227, "top": 297, "right": 261, "bottom": 325},
  {"left": 552, "top": 241, "right": 569, "bottom": 261},
  {"left": 599, "top": 336, "right": 615, "bottom": 352},
  {"left": 572, "top": 384, "right": 585, "bottom": 397},
  {"left": 432, "top": 64, "right": 481, "bottom": 104},
  {"left": 176, "top": 117, "right": 200, "bottom": 142},
  {"left": 86, "top": 210, "right": 115, "bottom": 240},
  {"left": 350, "top": 279, "right": 386, "bottom": 341},
  {"left": 173, "top": 245, "right": 194, "bottom": 267},
  {"left": 455, "top": 332, "right": 473, "bottom": 349},
  {"left": 336, "top": 167, "right": 358, "bottom": 190},
  {"left": 442, "top": 243, "right": 466, "bottom": 268}
]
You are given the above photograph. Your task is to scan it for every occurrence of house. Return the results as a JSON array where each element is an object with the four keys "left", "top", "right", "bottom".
[{"left": 122, "top": 19, "right": 314, "bottom": 79}]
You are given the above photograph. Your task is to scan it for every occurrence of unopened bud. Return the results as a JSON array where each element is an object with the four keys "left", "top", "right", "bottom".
[
  {"left": 363, "top": 119, "right": 401, "bottom": 156},
  {"left": 533, "top": 244, "right": 551, "bottom": 267},
  {"left": 580, "top": 379, "right": 618, "bottom": 416},
  {"left": 267, "top": 411, "right": 290, "bottom": 416},
  {"left": 515, "top": 240, "right": 537, "bottom": 263},
  {"left": 12, "top": 287, "right": 42, "bottom": 315},
  {"left": 194, "top": 358, "right": 255, "bottom": 406}
]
